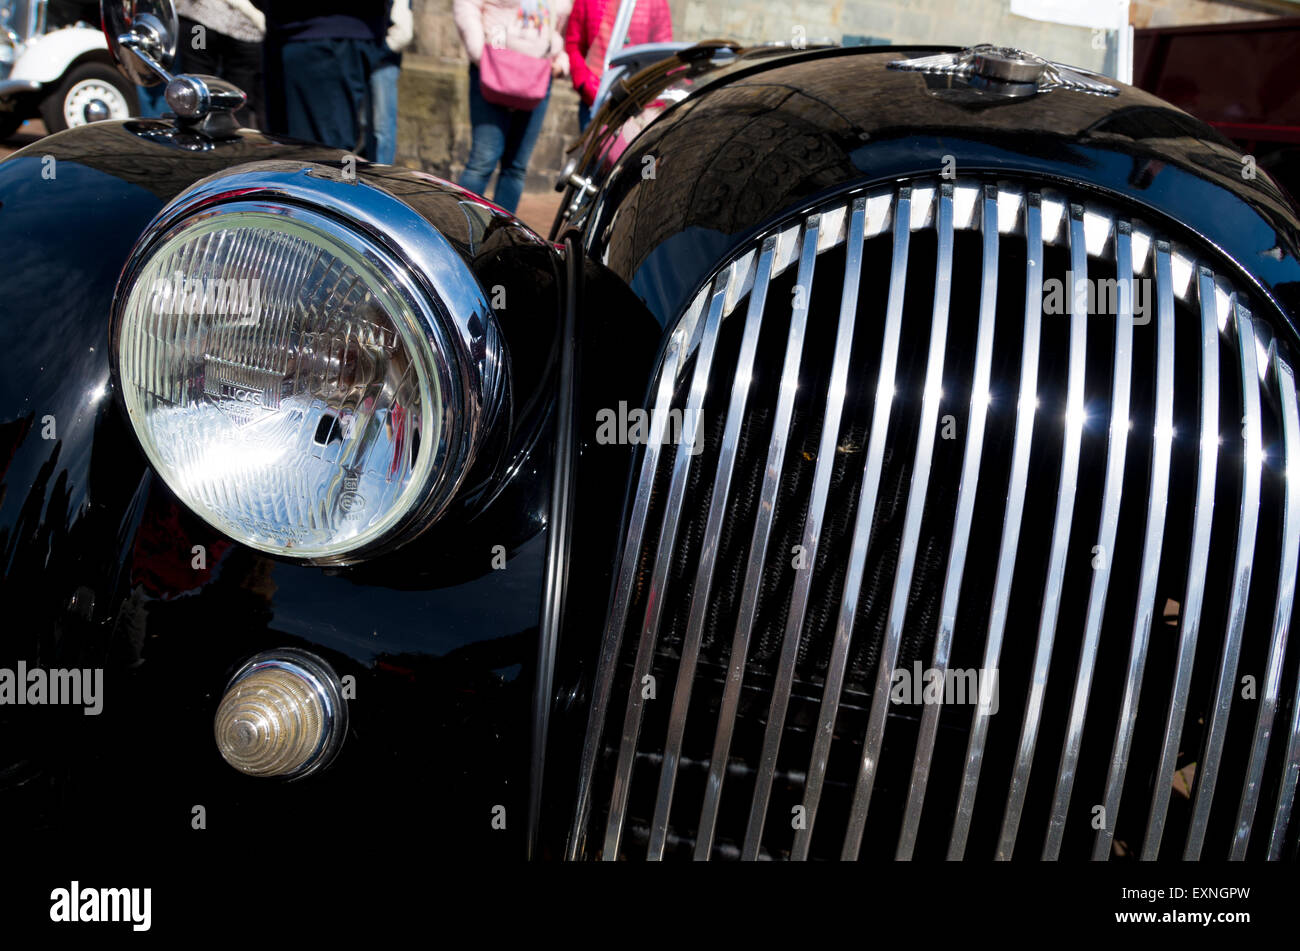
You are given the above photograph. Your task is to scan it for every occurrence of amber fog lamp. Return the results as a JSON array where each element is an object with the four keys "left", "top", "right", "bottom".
[{"left": 214, "top": 650, "right": 347, "bottom": 779}]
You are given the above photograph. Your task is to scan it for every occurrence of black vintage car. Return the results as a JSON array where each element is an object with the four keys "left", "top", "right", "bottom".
[{"left": 0, "top": 0, "right": 1297, "bottom": 867}]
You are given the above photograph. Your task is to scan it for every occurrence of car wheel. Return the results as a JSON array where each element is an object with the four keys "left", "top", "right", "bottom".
[{"left": 40, "top": 62, "right": 137, "bottom": 133}]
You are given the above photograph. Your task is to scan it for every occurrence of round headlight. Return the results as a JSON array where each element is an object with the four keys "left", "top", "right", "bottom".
[{"left": 112, "top": 163, "right": 504, "bottom": 562}]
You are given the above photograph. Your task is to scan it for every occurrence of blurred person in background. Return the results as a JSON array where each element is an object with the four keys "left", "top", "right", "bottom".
[
  {"left": 175, "top": 0, "right": 266, "bottom": 128},
  {"left": 566, "top": 0, "right": 670, "bottom": 130},
  {"left": 261, "top": 0, "right": 388, "bottom": 158},
  {"left": 135, "top": 81, "right": 169, "bottom": 120},
  {"left": 453, "top": 0, "right": 570, "bottom": 214},
  {"left": 372, "top": 0, "right": 414, "bottom": 164}
]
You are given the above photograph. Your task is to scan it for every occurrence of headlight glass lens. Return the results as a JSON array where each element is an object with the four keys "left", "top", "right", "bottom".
[{"left": 117, "top": 207, "right": 447, "bottom": 559}]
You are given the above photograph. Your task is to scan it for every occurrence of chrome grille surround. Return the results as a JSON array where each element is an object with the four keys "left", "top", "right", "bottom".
[{"left": 569, "top": 176, "right": 1300, "bottom": 861}]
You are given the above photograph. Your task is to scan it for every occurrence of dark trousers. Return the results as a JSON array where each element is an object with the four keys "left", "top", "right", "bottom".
[
  {"left": 264, "top": 36, "right": 384, "bottom": 159},
  {"left": 177, "top": 16, "right": 264, "bottom": 129}
]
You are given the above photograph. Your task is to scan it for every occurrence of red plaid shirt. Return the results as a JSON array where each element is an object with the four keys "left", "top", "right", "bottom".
[{"left": 565, "top": 0, "right": 672, "bottom": 105}]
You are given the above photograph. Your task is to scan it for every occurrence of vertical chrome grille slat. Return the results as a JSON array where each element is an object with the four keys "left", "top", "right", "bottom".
[
  {"left": 1269, "top": 351, "right": 1300, "bottom": 859},
  {"left": 841, "top": 183, "right": 956, "bottom": 859},
  {"left": 567, "top": 300, "right": 703, "bottom": 860},
  {"left": 737, "top": 218, "right": 829, "bottom": 859},
  {"left": 1142, "top": 263, "right": 1221, "bottom": 860},
  {"left": 896, "top": 185, "right": 1000, "bottom": 860},
  {"left": 1184, "top": 299, "right": 1262, "bottom": 860},
  {"left": 693, "top": 218, "right": 823, "bottom": 859},
  {"left": 1043, "top": 217, "right": 1135, "bottom": 860},
  {"left": 1271, "top": 699, "right": 1300, "bottom": 857},
  {"left": 1092, "top": 234, "right": 1176, "bottom": 861},
  {"left": 644, "top": 238, "right": 780, "bottom": 860},
  {"left": 778, "top": 198, "right": 868, "bottom": 861},
  {"left": 602, "top": 269, "right": 730, "bottom": 859},
  {"left": 996, "top": 202, "right": 1089, "bottom": 860},
  {"left": 949, "top": 191, "right": 1043, "bottom": 860},
  {"left": 787, "top": 191, "right": 913, "bottom": 861},
  {"left": 1234, "top": 348, "right": 1298, "bottom": 858}
]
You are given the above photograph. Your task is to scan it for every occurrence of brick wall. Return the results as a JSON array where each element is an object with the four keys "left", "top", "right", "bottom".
[{"left": 393, "top": 0, "right": 1282, "bottom": 192}]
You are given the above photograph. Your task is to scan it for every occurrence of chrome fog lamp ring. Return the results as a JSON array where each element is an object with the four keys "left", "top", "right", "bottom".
[
  {"left": 111, "top": 161, "right": 508, "bottom": 563},
  {"left": 215, "top": 649, "right": 348, "bottom": 780}
]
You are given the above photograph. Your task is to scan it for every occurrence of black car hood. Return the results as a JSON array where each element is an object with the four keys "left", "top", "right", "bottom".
[{"left": 587, "top": 45, "right": 1300, "bottom": 338}]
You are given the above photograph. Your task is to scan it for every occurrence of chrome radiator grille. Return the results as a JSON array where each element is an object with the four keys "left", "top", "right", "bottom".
[{"left": 569, "top": 178, "right": 1300, "bottom": 861}]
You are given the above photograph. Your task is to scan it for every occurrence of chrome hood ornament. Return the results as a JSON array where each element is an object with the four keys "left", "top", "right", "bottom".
[{"left": 889, "top": 44, "right": 1120, "bottom": 98}]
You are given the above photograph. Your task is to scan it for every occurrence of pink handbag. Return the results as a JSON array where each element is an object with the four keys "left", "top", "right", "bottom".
[{"left": 479, "top": 44, "right": 551, "bottom": 111}]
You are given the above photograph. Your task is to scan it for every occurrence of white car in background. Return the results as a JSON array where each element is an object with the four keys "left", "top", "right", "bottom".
[{"left": 0, "top": 0, "right": 137, "bottom": 139}]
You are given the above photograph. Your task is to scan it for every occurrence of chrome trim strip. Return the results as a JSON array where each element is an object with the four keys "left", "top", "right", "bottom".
[
  {"left": 842, "top": 184, "right": 956, "bottom": 859},
  {"left": 602, "top": 269, "right": 730, "bottom": 859},
  {"left": 1092, "top": 233, "right": 1175, "bottom": 861},
  {"left": 1043, "top": 219, "right": 1135, "bottom": 859},
  {"left": 1142, "top": 263, "right": 1221, "bottom": 860},
  {"left": 1270, "top": 351, "right": 1300, "bottom": 858},
  {"left": 528, "top": 236, "right": 581, "bottom": 858},
  {"left": 645, "top": 238, "right": 779, "bottom": 860},
  {"left": 996, "top": 202, "right": 1089, "bottom": 860},
  {"left": 693, "top": 221, "right": 819, "bottom": 859},
  {"left": 566, "top": 295, "right": 700, "bottom": 860},
  {"left": 949, "top": 191, "right": 1043, "bottom": 859},
  {"left": 738, "top": 218, "right": 825, "bottom": 859},
  {"left": 786, "top": 199, "right": 869, "bottom": 860},
  {"left": 1234, "top": 348, "right": 1298, "bottom": 859},
  {"left": 1184, "top": 298, "right": 1262, "bottom": 860},
  {"left": 896, "top": 185, "right": 1000, "bottom": 859}
]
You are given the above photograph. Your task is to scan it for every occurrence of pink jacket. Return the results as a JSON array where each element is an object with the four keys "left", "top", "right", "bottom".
[
  {"left": 453, "top": 0, "right": 572, "bottom": 66},
  {"left": 565, "top": 0, "right": 672, "bottom": 105}
]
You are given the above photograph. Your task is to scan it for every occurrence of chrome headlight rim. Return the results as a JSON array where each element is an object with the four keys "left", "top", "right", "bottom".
[{"left": 110, "top": 161, "right": 509, "bottom": 564}]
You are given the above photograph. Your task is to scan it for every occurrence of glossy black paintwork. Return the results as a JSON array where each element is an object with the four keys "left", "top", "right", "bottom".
[
  {"left": 581, "top": 46, "right": 1300, "bottom": 340},
  {"left": 5, "top": 42, "right": 1300, "bottom": 858},
  {"left": 0, "top": 120, "right": 564, "bottom": 851}
]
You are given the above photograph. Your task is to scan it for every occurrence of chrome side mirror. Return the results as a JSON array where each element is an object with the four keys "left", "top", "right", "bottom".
[
  {"left": 101, "top": 0, "right": 246, "bottom": 134},
  {"left": 101, "top": 0, "right": 179, "bottom": 87}
]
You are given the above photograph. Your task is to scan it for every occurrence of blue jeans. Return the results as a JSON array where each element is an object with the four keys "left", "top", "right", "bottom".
[
  {"left": 370, "top": 53, "right": 401, "bottom": 164},
  {"left": 579, "top": 101, "right": 592, "bottom": 131},
  {"left": 459, "top": 65, "right": 549, "bottom": 214}
]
